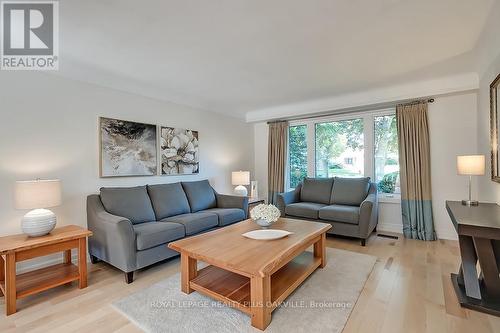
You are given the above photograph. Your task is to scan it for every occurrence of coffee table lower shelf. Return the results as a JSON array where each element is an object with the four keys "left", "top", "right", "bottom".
[{"left": 189, "top": 251, "right": 320, "bottom": 314}]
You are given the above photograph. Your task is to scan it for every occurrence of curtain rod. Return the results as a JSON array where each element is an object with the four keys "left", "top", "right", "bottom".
[{"left": 266, "top": 98, "right": 434, "bottom": 124}]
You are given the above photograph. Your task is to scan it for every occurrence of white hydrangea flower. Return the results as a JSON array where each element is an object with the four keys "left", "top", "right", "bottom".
[{"left": 250, "top": 204, "right": 281, "bottom": 223}]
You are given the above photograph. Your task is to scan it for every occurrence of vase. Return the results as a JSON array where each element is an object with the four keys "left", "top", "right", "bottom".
[
  {"left": 21, "top": 208, "right": 57, "bottom": 237},
  {"left": 254, "top": 218, "right": 275, "bottom": 228}
]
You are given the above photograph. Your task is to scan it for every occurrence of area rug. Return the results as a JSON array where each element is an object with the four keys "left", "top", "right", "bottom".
[{"left": 112, "top": 248, "right": 377, "bottom": 333}]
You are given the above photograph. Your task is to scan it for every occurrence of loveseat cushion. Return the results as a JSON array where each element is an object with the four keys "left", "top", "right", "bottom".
[
  {"left": 133, "top": 221, "right": 185, "bottom": 251},
  {"left": 319, "top": 205, "right": 360, "bottom": 225},
  {"left": 300, "top": 178, "right": 334, "bottom": 204},
  {"left": 147, "top": 183, "right": 191, "bottom": 220},
  {"left": 285, "top": 202, "right": 326, "bottom": 219},
  {"left": 100, "top": 186, "right": 156, "bottom": 224},
  {"left": 331, "top": 177, "right": 370, "bottom": 206},
  {"left": 181, "top": 180, "right": 217, "bottom": 212},
  {"left": 203, "top": 208, "right": 245, "bottom": 226},
  {"left": 161, "top": 212, "right": 218, "bottom": 235}
]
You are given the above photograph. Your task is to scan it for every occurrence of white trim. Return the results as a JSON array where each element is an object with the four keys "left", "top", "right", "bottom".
[
  {"left": 288, "top": 107, "right": 395, "bottom": 126},
  {"left": 378, "top": 194, "right": 402, "bottom": 204},
  {"left": 377, "top": 222, "right": 403, "bottom": 234},
  {"left": 246, "top": 72, "right": 479, "bottom": 122},
  {"left": 306, "top": 123, "right": 315, "bottom": 177},
  {"left": 364, "top": 115, "right": 374, "bottom": 180}
]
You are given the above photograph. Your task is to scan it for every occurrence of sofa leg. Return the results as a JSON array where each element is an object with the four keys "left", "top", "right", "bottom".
[
  {"left": 125, "top": 271, "right": 134, "bottom": 284},
  {"left": 90, "top": 255, "right": 100, "bottom": 264},
  {"left": 360, "top": 239, "right": 366, "bottom": 247}
]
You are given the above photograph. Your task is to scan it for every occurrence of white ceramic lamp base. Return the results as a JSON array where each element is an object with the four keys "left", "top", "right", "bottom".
[
  {"left": 234, "top": 185, "right": 248, "bottom": 196},
  {"left": 21, "top": 208, "right": 57, "bottom": 237}
]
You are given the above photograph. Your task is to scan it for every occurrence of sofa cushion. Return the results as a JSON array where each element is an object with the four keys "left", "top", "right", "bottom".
[
  {"left": 147, "top": 183, "right": 191, "bottom": 220},
  {"left": 100, "top": 186, "right": 155, "bottom": 224},
  {"left": 331, "top": 177, "right": 370, "bottom": 206},
  {"left": 300, "top": 178, "right": 334, "bottom": 205},
  {"left": 181, "top": 180, "right": 217, "bottom": 212},
  {"left": 285, "top": 202, "right": 326, "bottom": 219},
  {"left": 133, "top": 221, "right": 185, "bottom": 251},
  {"left": 161, "top": 212, "right": 218, "bottom": 235},
  {"left": 203, "top": 208, "right": 245, "bottom": 226},
  {"left": 319, "top": 205, "right": 360, "bottom": 225}
]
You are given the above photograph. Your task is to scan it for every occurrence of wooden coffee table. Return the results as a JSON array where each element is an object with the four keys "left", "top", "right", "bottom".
[{"left": 169, "top": 218, "right": 331, "bottom": 330}]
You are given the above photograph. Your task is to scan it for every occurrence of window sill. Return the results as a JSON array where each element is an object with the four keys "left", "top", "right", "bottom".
[{"left": 378, "top": 194, "right": 401, "bottom": 204}]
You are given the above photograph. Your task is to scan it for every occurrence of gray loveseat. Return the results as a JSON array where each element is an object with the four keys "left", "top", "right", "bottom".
[
  {"left": 277, "top": 177, "right": 378, "bottom": 246},
  {"left": 86, "top": 180, "right": 248, "bottom": 283}
]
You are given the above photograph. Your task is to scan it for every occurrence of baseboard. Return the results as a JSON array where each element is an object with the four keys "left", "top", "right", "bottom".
[
  {"left": 377, "top": 222, "right": 403, "bottom": 234},
  {"left": 377, "top": 224, "right": 457, "bottom": 241}
]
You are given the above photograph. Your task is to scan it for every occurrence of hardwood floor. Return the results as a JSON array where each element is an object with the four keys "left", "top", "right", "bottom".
[{"left": 1, "top": 233, "right": 499, "bottom": 333}]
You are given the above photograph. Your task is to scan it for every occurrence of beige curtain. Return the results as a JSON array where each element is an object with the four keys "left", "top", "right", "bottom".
[
  {"left": 396, "top": 101, "right": 436, "bottom": 240},
  {"left": 268, "top": 121, "right": 288, "bottom": 204}
]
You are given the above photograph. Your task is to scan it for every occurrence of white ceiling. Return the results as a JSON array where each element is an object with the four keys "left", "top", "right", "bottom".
[{"left": 57, "top": 0, "right": 495, "bottom": 119}]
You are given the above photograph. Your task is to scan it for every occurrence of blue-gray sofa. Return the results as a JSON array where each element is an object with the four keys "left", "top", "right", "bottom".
[
  {"left": 86, "top": 180, "right": 248, "bottom": 283},
  {"left": 277, "top": 177, "right": 378, "bottom": 246}
]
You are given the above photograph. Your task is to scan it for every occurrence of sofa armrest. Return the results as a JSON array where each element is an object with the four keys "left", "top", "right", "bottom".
[
  {"left": 358, "top": 193, "right": 378, "bottom": 238},
  {"left": 87, "top": 194, "right": 136, "bottom": 272},
  {"left": 276, "top": 188, "right": 300, "bottom": 217},
  {"left": 215, "top": 193, "right": 249, "bottom": 217}
]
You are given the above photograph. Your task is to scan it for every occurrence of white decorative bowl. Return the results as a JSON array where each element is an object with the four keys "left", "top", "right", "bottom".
[
  {"left": 242, "top": 229, "right": 293, "bottom": 240},
  {"left": 253, "top": 218, "right": 277, "bottom": 228}
]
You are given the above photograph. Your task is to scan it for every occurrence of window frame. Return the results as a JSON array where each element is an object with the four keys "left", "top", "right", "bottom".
[{"left": 286, "top": 108, "right": 399, "bottom": 200}]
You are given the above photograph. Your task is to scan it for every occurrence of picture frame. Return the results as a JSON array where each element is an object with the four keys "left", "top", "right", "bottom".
[
  {"left": 99, "top": 117, "right": 158, "bottom": 177},
  {"left": 490, "top": 73, "right": 500, "bottom": 183},
  {"left": 160, "top": 126, "right": 199, "bottom": 175}
]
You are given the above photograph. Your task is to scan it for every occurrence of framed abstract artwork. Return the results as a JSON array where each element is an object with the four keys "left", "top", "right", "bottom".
[
  {"left": 99, "top": 117, "right": 157, "bottom": 177},
  {"left": 160, "top": 126, "right": 199, "bottom": 175}
]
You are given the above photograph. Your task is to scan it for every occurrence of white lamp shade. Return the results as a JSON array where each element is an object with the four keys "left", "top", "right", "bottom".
[
  {"left": 457, "top": 155, "right": 485, "bottom": 176},
  {"left": 15, "top": 179, "right": 62, "bottom": 210},
  {"left": 232, "top": 171, "right": 250, "bottom": 186}
]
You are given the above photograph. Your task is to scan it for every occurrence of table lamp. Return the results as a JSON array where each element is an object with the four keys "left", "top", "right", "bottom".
[
  {"left": 457, "top": 155, "right": 485, "bottom": 206},
  {"left": 15, "top": 179, "right": 62, "bottom": 236},
  {"left": 232, "top": 171, "right": 250, "bottom": 196}
]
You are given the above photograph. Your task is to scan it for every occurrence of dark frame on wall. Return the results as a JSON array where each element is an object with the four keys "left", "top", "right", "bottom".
[{"left": 490, "top": 73, "right": 500, "bottom": 183}]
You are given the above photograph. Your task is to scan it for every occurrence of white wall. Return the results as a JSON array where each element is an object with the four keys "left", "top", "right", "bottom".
[
  {"left": 0, "top": 71, "right": 254, "bottom": 242},
  {"left": 428, "top": 92, "right": 478, "bottom": 239},
  {"left": 252, "top": 91, "right": 478, "bottom": 240},
  {"left": 475, "top": 0, "right": 500, "bottom": 203},
  {"left": 477, "top": 53, "right": 500, "bottom": 202}
]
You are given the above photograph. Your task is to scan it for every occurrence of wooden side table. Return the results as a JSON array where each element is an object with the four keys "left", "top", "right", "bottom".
[
  {"left": 0, "top": 225, "right": 92, "bottom": 315},
  {"left": 247, "top": 197, "right": 265, "bottom": 216}
]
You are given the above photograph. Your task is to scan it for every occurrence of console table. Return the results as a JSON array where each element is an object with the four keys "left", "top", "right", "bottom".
[
  {"left": 0, "top": 225, "right": 92, "bottom": 315},
  {"left": 445, "top": 201, "right": 500, "bottom": 316}
]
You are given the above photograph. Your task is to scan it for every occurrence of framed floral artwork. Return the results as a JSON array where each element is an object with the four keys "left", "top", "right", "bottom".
[{"left": 160, "top": 126, "right": 199, "bottom": 175}]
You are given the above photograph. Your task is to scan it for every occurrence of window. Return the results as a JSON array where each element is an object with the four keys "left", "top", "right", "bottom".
[
  {"left": 315, "top": 119, "right": 364, "bottom": 178},
  {"left": 374, "top": 115, "right": 400, "bottom": 193},
  {"left": 288, "top": 125, "right": 307, "bottom": 188},
  {"left": 286, "top": 109, "right": 400, "bottom": 197}
]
